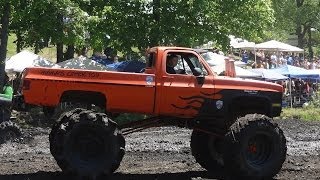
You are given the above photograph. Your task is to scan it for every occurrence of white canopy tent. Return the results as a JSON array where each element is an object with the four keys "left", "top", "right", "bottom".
[
  {"left": 231, "top": 41, "right": 256, "bottom": 50},
  {"left": 5, "top": 50, "right": 55, "bottom": 72},
  {"left": 255, "top": 40, "right": 304, "bottom": 52}
]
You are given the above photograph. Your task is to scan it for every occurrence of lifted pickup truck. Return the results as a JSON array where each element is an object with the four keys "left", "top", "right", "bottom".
[{"left": 14, "top": 47, "right": 286, "bottom": 179}]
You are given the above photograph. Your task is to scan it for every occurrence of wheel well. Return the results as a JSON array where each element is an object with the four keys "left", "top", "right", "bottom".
[
  {"left": 229, "top": 96, "right": 271, "bottom": 121},
  {"left": 60, "top": 91, "right": 106, "bottom": 108}
]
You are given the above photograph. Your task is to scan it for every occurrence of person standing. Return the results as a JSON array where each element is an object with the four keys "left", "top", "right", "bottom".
[{"left": 0, "top": 75, "right": 13, "bottom": 122}]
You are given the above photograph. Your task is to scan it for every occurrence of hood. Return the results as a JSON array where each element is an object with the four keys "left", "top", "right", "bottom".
[{"left": 214, "top": 76, "right": 283, "bottom": 93}]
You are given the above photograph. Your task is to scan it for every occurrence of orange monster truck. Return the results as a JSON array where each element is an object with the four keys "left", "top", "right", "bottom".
[{"left": 13, "top": 47, "right": 286, "bottom": 179}]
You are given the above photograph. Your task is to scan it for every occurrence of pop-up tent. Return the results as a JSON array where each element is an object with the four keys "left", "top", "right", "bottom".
[
  {"left": 249, "top": 68, "right": 289, "bottom": 81},
  {"left": 231, "top": 41, "right": 256, "bottom": 50},
  {"left": 5, "top": 50, "right": 55, "bottom": 72},
  {"left": 269, "top": 65, "right": 320, "bottom": 108},
  {"left": 269, "top": 65, "right": 319, "bottom": 79},
  {"left": 255, "top": 40, "right": 304, "bottom": 52}
]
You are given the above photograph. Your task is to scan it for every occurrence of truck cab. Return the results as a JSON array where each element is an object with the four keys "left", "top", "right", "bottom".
[{"left": 146, "top": 47, "right": 282, "bottom": 121}]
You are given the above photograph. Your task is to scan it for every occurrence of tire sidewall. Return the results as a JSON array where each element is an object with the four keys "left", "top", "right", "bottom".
[
  {"left": 236, "top": 122, "right": 283, "bottom": 175},
  {"left": 63, "top": 121, "right": 120, "bottom": 175},
  {"left": 49, "top": 109, "right": 125, "bottom": 177},
  {"left": 224, "top": 117, "right": 286, "bottom": 179}
]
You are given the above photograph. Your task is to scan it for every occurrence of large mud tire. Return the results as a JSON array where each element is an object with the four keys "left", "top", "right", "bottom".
[
  {"left": 0, "top": 121, "right": 22, "bottom": 144},
  {"left": 191, "top": 130, "right": 224, "bottom": 172},
  {"left": 223, "top": 114, "right": 286, "bottom": 179},
  {"left": 49, "top": 108, "right": 125, "bottom": 178}
]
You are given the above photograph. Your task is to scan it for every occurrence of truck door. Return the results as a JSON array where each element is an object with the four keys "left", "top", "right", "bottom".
[{"left": 158, "top": 51, "right": 215, "bottom": 118}]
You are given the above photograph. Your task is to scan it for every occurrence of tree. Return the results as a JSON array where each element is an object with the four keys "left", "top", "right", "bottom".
[
  {"left": 0, "top": 1, "right": 11, "bottom": 88},
  {"left": 272, "top": 0, "right": 320, "bottom": 58},
  {"left": 105, "top": 0, "right": 274, "bottom": 54},
  {"left": 6, "top": 0, "right": 275, "bottom": 62}
]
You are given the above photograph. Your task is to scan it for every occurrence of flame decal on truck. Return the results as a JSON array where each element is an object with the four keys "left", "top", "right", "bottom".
[{"left": 171, "top": 91, "right": 223, "bottom": 116}]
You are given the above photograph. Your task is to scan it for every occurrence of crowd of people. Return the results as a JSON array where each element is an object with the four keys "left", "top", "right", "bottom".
[
  {"left": 241, "top": 50, "right": 320, "bottom": 70},
  {"left": 236, "top": 49, "right": 320, "bottom": 107}
]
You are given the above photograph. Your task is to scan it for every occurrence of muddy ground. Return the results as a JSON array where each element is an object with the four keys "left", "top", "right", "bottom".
[{"left": 0, "top": 118, "right": 319, "bottom": 180}]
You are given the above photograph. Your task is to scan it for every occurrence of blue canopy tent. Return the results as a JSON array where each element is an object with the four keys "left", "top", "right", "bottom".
[
  {"left": 269, "top": 65, "right": 320, "bottom": 79},
  {"left": 268, "top": 65, "right": 320, "bottom": 107},
  {"left": 249, "top": 68, "right": 289, "bottom": 81},
  {"left": 106, "top": 60, "right": 146, "bottom": 73}
]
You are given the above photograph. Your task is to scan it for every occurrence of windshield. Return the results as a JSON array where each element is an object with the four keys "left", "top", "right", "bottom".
[
  {"left": 199, "top": 52, "right": 225, "bottom": 66},
  {"left": 201, "top": 52, "right": 217, "bottom": 61}
]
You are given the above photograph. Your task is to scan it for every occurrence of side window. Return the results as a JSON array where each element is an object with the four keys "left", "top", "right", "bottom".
[
  {"left": 166, "top": 53, "right": 208, "bottom": 76},
  {"left": 166, "top": 54, "right": 192, "bottom": 75},
  {"left": 166, "top": 54, "right": 185, "bottom": 74},
  {"left": 146, "top": 53, "right": 155, "bottom": 68}
]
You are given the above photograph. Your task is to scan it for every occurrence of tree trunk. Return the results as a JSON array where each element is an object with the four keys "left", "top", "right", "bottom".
[
  {"left": 34, "top": 41, "right": 40, "bottom": 54},
  {"left": 16, "top": 31, "right": 22, "bottom": 53},
  {"left": 295, "top": 0, "right": 305, "bottom": 49},
  {"left": 56, "top": 13, "right": 64, "bottom": 63},
  {"left": 65, "top": 45, "right": 75, "bottom": 60},
  {"left": 0, "top": 2, "right": 11, "bottom": 89},
  {"left": 307, "top": 27, "right": 313, "bottom": 60},
  {"left": 56, "top": 43, "right": 64, "bottom": 63},
  {"left": 296, "top": 26, "right": 304, "bottom": 48}
]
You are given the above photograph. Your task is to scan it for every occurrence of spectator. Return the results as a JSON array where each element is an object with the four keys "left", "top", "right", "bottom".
[
  {"left": 113, "top": 55, "right": 119, "bottom": 63},
  {"left": 270, "top": 52, "right": 277, "bottom": 68},
  {"left": 287, "top": 54, "right": 293, "bottom": 65},
  {"left": 0, "top": 74, "right": 13, "bottom": 121},
  {"left": 242, "top": 50, "right": 249, "bottom": 63}
]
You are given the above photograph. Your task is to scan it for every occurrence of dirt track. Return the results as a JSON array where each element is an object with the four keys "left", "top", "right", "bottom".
[{"left": 0, "top": 119, "right": 319, "bottom": 180}]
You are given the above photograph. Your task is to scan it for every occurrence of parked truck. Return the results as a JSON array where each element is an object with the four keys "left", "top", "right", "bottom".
[{"left": 14, "top": 47, "right": 286, "bottom": 179}]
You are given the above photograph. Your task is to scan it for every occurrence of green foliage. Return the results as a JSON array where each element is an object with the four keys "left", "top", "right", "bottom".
[
  {"left": 270, "top": 0, "right": 320, "bottom": 49},
  {"left": 281, "top": 89, "right": 320, "bottom": 121},
  {"left": 2, "top": 0, "right": 276, "bottom": 57},
  {"left": 103, "top": 0, "right": 275, "bottom": 52},
  {"left": 114, "top": 113, "right": 147, "bottom": 126},
  {"left": 280, "top": 107, "right": 320, "bottom": 121},
  {"left": 308, "top": 88, "right": 320, "bottom": 108}
]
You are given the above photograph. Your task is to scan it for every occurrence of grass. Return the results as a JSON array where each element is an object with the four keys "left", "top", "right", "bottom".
[
  {"left": 7, "top": 34, "right": 141, "bottom": 63},
  {"left": 280, "top": 107, "right": 320, "bottom": 121},
  {"left": 8, "top": 34, "right": 58, "bottom": 63}
]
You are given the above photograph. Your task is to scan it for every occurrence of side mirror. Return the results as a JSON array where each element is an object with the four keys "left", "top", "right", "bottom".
[
  {"left": 194, "top": 68, "right": 205, "bottom": 84},
  {"left": 193, "top": 68, "right": 202, "bottom": 76},
  {"left": 196, "top": 76, "right": 205, "bottom": 85}
]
